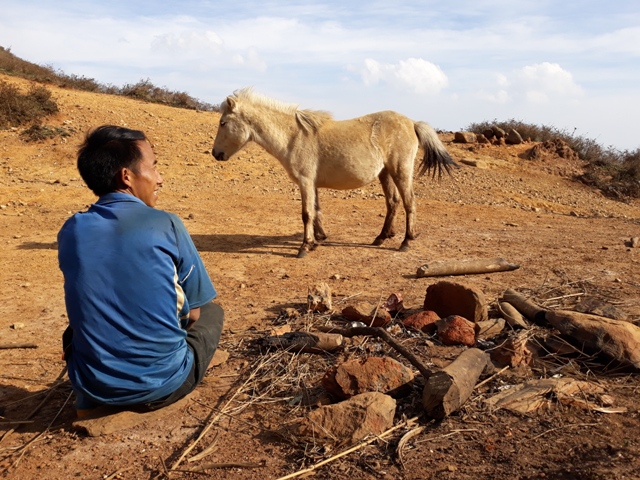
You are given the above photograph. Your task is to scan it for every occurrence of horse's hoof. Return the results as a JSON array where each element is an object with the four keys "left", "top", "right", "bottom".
[
  {"left": 398, "top": 244, "right": 410, "bottom": 252},
  {"left": 372, "top": 237, "right": 385, "bottom": 246},
  {"left": 297, "top": 249, "right": 308, "bottom": 258}
]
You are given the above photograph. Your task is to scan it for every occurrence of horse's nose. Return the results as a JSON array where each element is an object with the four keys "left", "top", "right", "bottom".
[{"left": 212, "top": 149, "right": 225, "bottom": 161}]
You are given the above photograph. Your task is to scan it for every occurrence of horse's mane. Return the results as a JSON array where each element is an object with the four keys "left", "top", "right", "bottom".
[{"left": 230, "top": 87, "right": 333, "bottom": 133}]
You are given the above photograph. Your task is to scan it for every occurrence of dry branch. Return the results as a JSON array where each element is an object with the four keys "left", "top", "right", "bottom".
[
  {"left": 417, "top": 258, "right": 519, "bottom": 278},
  {"left": 0, "top": 343, "right": 38, "bottom": 350},
  {"left": 315, "top": 325, "right": 432, "bottom": 379},
  {"left": 502, "top": 289, "right": 547, "bottom": 324}
]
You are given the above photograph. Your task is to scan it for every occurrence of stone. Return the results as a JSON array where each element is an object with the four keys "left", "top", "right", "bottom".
[
  {"left": 342, "top": 302, "right": 392, "bottom": 327},
  {"left": 435, "top": 315, "right": 477, "bottom": 347},
  {"left": 402, "top": 310, "right": 440, "bottom": 333},
  {"left": 491, "top": 126, "right": 506, "bottom": 138},
  {"left": 382, "top": 293, "right": 404, "bottom": 315},
  {"left": 505, "top": 128, "right": 523, "bottom": 145},
  {"left": 483, "top": 128, "right": 495, "bottom": 139},
  {"left": 454, "top": 131, "right": 477, "bottom": 143},
  {"left": 322, "top": 356, "right": 415, "bottom": 399},
  {"left": 307, "top": 282, "right": 332, "bottom": 312},
  {"left": 295, "top": 392, "right": 396, "bottom": 444},
  {"left": 476, "top": 318, "right": 506, "bottom": 339},
  {"left": 423, "top": 281, "right": 488, "bottom": 323},
  {"left": 490, "top": 331, "right": 532, "bottom": 367}
]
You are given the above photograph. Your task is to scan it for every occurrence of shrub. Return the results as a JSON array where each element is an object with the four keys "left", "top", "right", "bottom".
[
  {"left": 21, "top": 124, "right": 75, "bottom": 142},
  {"left": 466, "top": 119, "right": 640, "bottom": 200},
  {"left": 0, "top": 81, "right": 59, "bottom": 128}
]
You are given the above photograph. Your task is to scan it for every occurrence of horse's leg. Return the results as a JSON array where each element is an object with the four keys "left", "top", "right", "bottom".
[
  {"left": 313, "top": 189, "right": 327, "bottom": 242},
  {"left": 373, "top": 168, "right": 400, "bottom": 246},
  {"left": 297, "top": 179, "right": 317, "bottom": 258},
  {"left": 393, "top": 167, "right": 417, "bottom": 252}
]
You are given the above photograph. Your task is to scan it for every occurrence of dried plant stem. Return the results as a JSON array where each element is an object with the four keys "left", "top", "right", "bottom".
[
  {"left": 474, "top": 366, "right": 509, "bottom": 390},
  {"left": 275, "top": 416, "right": 420, "bottom": 480}
]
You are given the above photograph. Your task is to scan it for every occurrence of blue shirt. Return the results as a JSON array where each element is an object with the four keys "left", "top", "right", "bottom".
[{"left": 58, "top": 193, "right": 216, "bottom": 406}]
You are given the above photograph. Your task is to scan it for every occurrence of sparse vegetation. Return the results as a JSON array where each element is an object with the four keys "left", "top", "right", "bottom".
[
  {"left": 467, "top": 119, "right": 640, "bottom": 200},
  {"left": 0, "top": 46, "right": 217, "bottom": 111},
  {"left": 20, "top": 124, "right": 75, "bottom": 142},
  {"left": 0, "top": 80, "right": 58, "bottom": 128}
]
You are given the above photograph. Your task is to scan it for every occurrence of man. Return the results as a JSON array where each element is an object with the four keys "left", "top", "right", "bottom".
[{"left": 58, "top": 125, "right": 223, "bottom": 415}]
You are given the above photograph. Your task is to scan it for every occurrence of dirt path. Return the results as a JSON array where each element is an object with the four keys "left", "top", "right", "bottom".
[{"left": 1, "top": 74, "right": 639, "bottom": 479}]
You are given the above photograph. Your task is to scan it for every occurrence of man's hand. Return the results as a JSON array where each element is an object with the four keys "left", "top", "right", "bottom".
[{"left": 184, "top": 307, "right": 201, "bottom": 330}]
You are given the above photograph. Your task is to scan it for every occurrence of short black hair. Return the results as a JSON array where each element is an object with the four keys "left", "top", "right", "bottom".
[{"left": 77, "top": 125, "right": 148, "bottom": 196}]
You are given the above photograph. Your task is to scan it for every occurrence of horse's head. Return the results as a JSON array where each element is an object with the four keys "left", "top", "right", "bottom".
[{"left": 212, "top": 94, "right": 251, "bottom": 161}]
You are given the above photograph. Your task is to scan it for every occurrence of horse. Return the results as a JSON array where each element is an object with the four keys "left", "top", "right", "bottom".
[{"left": 212, "top": 87, "right": 457, "bottom": 258}]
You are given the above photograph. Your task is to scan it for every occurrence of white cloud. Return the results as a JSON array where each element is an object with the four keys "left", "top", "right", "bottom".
[
  {"left": 361, "top": 58, "right": 448, "bottom": 95},
  {"left": 232, "top": 48, "right": 267, "bottom": 72},
  {"left": 517, "top": 62, "right": 584, "bottom": 98},
  {"left": 151, "top": 30, "right": 224, "bottom": 55}
]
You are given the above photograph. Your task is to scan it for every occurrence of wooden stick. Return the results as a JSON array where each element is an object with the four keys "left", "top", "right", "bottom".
[
  {"left": 275, "top": 416, "right": 420, "bottom": 480},
  {"left": 417, "top": 258, "right": 519, "bottom": 278},
  {"left": 0, "top": 343, "right": 38, "bottom": 350},
  {"left": 314, "top": 325, "right": 432, "bottom": 379},
  {"left": 474, "top": 366, "right": 509, "bottom": 390}
]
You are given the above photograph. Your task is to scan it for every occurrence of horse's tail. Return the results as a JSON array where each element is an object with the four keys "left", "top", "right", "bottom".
[{"left": 414, "top": 121, "right": 458, "bottom": 178}]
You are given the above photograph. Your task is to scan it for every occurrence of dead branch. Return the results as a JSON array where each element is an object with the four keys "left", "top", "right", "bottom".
[
  {"left": 0, "top": 343, "right": 38, "bottom": 350},
  {"left": 502, "top": 289, "right": 547, "bottom": 324}
]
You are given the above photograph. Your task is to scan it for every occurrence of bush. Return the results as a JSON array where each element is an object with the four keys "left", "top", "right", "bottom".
[
  {"left": 466, "top": 119, "right": 640, "bottom": 200},
  {"left": 0, "top": 81, "right": 59, "bottom": 128},
  {"left": 20, "top": 124, "right": 75, "bottom": 142}
]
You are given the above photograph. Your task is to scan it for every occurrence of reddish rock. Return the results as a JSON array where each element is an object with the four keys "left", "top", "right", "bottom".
[
  {"left": 342, "top": 303, "right": 392, "bottom": 327},
  {"left": 295, "top": 392, "right": 396, "bottom": 445},
  {"left": 454, "top": 131, "right": 477, "bottom": 143},
  {"left": 436, "top": 315, "right": 477, "bottom": 347},
  {"left": 423, "top": 281, "right": 488, "bottom": 323},
  {"left": 383, "top": 293, "right": 405, "bottom": 315},
  {"left": 402, "top": 310, "right": 440, "bottom": 333},
  {"left": 322, "top": 356, "right": 414, "bottom": 399}
]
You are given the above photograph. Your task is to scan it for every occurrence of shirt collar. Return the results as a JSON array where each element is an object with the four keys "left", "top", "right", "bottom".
[{"left": 95, "top": 192, "right": 146, "bottom": 206}]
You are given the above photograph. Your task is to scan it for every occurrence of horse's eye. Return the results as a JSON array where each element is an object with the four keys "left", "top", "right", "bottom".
[{"left": 220, "top": 121, "right": 226, "bottom": 127}]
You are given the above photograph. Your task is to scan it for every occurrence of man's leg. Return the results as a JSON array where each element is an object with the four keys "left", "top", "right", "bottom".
[{"left": 145, "top": 302, "right": 224, "bottom": 410}]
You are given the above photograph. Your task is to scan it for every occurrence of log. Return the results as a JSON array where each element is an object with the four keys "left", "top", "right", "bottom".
[
  {"left": 501, "top": 289, "right": 547, "bottom": 324},
  {"left": 259, "top": 332, "right": 344, "bottom": 353},
  {"left": 545, "top": 310, "right": 640, "bottom": 370},
  {"left": 422, "top": 348, "right": 488, "bottom": 419},
  {"left": 497, "top": 301, "right": 529, "bottom": 329},
  {"left": 0, "top": 343, "right": 38, "bottom": 350},
  {"left": 417, "top": 258, "right": 519, "bottom": 278}
]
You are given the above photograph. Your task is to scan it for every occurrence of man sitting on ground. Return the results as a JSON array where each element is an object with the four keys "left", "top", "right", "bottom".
[{"left": 58, "top": 125, "right": 223, "bottom": 415}]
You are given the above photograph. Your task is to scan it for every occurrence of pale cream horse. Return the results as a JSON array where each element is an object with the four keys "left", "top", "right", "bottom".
[{"left": 212, "top": 88, "right": 456, "bottom": 258}]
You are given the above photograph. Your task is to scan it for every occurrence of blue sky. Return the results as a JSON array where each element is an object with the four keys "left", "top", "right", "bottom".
[{"left": 2, "top": 1, "right": 639, "bottom": 149}]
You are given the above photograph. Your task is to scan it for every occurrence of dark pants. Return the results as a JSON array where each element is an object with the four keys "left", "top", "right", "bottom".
[
  {"left": 63, "top": 301, "right": 224, "bottom": 410},
  {"left": 144, "top": 301, "right": 225, "bottom": 410}
]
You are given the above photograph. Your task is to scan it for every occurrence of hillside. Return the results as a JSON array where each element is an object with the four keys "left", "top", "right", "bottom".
[{"left": 1, "top": 73, "right": 639, "bottom": 479}]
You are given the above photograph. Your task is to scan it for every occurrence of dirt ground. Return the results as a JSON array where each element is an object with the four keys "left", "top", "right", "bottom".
[{"left": 1, "top": 74, "right": 640, "bottom": 480}]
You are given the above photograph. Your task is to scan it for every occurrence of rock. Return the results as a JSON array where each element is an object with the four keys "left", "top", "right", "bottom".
[
  {"left": 423, "top": 281, "right": 488, "bottom": 323},
  {"left": 402, "top": 310, "right": 440, "bottom": 333},
  {"left": 490, "top": 331, "right": 532, "bottom": 367},
  {"left": 454, "top": 131, "right": 477, "bottom": 143},
  {"left": 476, "top": 133, "right": 490, "bottom": 144},
  {"left": 574, "top": 297, "right": 629, "bottom": 321},
  {"left": 295, "top": 392, "right": 396, "bottom": 445},
  {"left": 382, "top": 293, "right": 404, "bottom": 315},
  {"left": 491, "top": 126, "right": 506, "bottom": 139},
  {"left": 483, "top": 128, "right": 495, "bottom": 139},
  {"left": 209, "top": 349, "right": 229, "bottom": 368},
  {"left": 342, "top": 302, "right": 392, "bottom": 327},
  {"left": 322, "top": 356, "right": 414, "bottom": 399},
  {"left": 527, "top": 138, "right": 579, "bottom": 161},
  {"left": 459, "top": 158, "right": 487, "bottom": 168},
  {"left": 476, "top": 318, "right": 505, "bottom": 339},
  {"left": 307, "top": 282, "right": 332, "bottom": 312},
  {"left": 505, "top": 129, "right": 523, "bottom": 145},
  {"left": 493, "top": 137, "right": 506, "bottom": 146},
  {"left": 10, "top": 322, "right": 25, "bottom": 330},
  {"left": 435, "top": 315, "right": 477, "bottom": 346},
  {"left": 627, "top": 237, "right": 639, "bottom": 248}
]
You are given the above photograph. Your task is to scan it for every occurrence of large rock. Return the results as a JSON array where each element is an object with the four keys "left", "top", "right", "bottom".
[
  {"left": 423, "top": 281, "right": 488, "bottom": 323},
  {"left": 342, "top": 302, "right": 392, "bottom": 327},
  {"left": 454, "top": 131, "right": 477, "bottom": 143},
  {"left": 402, "top": 310, "right": 440, "bottom": 333},
  {"left": 436, "top": 315, "right": 477, "bottom": 347},
  {"left": 295, "top": 392, "right": 396, "bottom": 444},
  {"left": 505, "top": 128, "right": 523, "bottom": 145},
  {"left": 322, "top": 356, "right": 414, "bottom": 399}
]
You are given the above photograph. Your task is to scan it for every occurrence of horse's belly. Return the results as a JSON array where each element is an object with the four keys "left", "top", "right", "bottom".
[{"left": 315, "top": 167, "right": 379, "bottom": 190}]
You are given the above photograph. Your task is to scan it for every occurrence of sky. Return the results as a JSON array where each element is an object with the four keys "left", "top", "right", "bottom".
[{"left": 2, "top": 1, "right": 640, "bottom": 150}]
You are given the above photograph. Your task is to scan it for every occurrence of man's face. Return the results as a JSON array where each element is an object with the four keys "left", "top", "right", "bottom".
[{"left": 127, "top": 141, "right": 163, "bottom": 207}]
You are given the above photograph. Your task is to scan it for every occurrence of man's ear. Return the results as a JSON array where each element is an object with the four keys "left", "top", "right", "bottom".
[{"left": 118, "top": 167, "right": 134, "bottom": 188}]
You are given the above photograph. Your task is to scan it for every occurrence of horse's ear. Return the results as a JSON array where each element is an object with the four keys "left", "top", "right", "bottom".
[{"left": 226, "top": 96, "right": 237, "bottom": 112}]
